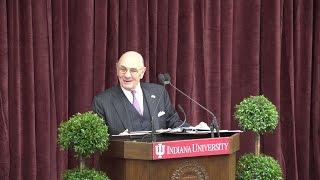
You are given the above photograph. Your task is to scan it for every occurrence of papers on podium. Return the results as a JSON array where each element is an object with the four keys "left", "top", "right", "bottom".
[{"left": 112, "top": 127, "right": 242, "bottom": 137}]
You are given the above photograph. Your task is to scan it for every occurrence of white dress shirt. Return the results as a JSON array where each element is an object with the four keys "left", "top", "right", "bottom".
[{"left": 121, "top": 84, "right": 144, "bottom": 114}]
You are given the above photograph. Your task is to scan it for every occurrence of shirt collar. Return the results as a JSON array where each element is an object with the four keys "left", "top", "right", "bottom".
[{"left": 120, "top": 83, "right": 143, "bottom": 103}]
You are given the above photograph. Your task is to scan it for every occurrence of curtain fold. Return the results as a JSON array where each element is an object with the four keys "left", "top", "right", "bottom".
[
  {"left": 51, "top": 0, "right": 69, "bottom": 178},
  {"left": 231, "top": 0, "right": 261, "bottom": 156},
  {"left": 0, "top": 0, "right": 319, "bottom": 179},
  {"left": 260, "top": 0, "right": 282, "bottom": 167},
  {"left": 310, "top": 1, "right": 320, "bottom": 178},
  {"left": 0, "top": 0, "right": 9, "bottom": 178}
]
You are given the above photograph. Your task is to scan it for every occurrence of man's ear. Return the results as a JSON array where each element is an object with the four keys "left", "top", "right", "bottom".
[{"left": 140, "top": 67, "right": 147, "bottom": 79}]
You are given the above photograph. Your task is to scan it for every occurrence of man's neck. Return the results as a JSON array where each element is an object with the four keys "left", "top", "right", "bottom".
[{"left": 120, "top": 83, "right": 142, "bottom": 93}]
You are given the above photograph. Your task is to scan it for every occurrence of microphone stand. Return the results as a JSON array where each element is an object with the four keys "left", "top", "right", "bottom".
[
  {"left": 150, "top": 83, "right": 167, "bottom": 142},
  {"left": 176, "top": 104, "right": 187, "bottom": 128},
  {"left": 168, "top": 82, "right": 220, "bottom": 137},
  {"left": 151, "top": 116, "right": 156, "bottom": 142}
]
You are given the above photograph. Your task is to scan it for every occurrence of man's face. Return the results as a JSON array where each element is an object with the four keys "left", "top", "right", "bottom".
[{"left": 116, "top": 52, "right": 146, "bottom": 91}]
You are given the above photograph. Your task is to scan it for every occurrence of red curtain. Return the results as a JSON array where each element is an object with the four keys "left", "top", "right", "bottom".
[{"left": 0, "top": 0, "right": 319, "bottom": 179}]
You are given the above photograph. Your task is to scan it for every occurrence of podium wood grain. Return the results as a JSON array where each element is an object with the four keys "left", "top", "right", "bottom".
[{"left": 101, "top": 133, "right": 239, "bottom": 180}]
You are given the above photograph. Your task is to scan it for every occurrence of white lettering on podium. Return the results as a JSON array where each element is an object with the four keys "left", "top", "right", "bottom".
[
  {"left": 192, "top": 143, "right": 229, "bottom": 152},
  {"left": 167, "top": 145, "right": 192, "bottom": 154},
  {"left": 166, "top": 143, "right": 229, "bottom": 155}
]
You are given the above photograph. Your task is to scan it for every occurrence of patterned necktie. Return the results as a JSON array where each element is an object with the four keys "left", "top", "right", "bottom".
[{"left": 131, "top": 90, "right": 142, "bottom": 115}]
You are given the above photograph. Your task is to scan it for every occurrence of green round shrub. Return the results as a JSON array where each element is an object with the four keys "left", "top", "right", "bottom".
[
  {"left": 58, "top": 111, "right": 109, "bottom": 158},
  {"left": 63, "top": 168, "right": 109, "bottom": 180},
  {"left": 234, "top": 95, "right": 279, "bottom": 134},
  {"left": 236, "top": 153, "right": 282, "bottom": 180}
]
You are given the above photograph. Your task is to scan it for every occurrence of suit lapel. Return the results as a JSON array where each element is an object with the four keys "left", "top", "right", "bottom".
[
  {"left": 142, "top": 84, "right": 160, "bottom": 129},
  {"left": 111, "top": 86, "right": 133, "bottom": 131}
]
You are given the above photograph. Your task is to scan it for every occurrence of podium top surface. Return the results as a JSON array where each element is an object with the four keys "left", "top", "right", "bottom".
[{"left": 111, "top": 130, "right": 241, "bottom": 142}]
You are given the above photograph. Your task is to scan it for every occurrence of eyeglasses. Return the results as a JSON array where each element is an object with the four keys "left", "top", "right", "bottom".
[{"left": 118, "top": 65, "right": 143, "bottom": 75}]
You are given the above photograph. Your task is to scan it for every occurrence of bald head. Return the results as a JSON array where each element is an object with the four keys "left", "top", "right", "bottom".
[
  {"left": 118, "top": 51, "right": 144, "bottom": 67},
  {"left": 116, "top": 51, "right": 146, "bottom": 91}
]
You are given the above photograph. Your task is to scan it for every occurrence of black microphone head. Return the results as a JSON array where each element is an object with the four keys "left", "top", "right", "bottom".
[
  {"left": 164, "top": 73, "right": 171, "bottom": 83},
  {"left": 158, "top": 73, "right": 165, "bottom": 84}
]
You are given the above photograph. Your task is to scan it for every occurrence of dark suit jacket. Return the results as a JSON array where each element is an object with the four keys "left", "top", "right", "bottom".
[{"left": 92, "top": 83, "right": 185, "bottom": 135}]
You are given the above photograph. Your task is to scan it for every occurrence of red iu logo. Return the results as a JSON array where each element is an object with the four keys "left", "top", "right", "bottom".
[{"left": 155, "top": 143, "right": 165, "bottom": 158}]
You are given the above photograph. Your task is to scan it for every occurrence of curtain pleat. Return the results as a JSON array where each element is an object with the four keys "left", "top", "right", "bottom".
[
  {"left": 260, "top": 0, "right": 282, "bottom": 169},
  {"left": 219, "top": 0, "right": 233, "bottom": 129},
  {"left": 0, "top": 0, "right": 9, "bottom": 178},
  {"left": 310, "top": 1, "right": 320, "bottom": 178}
]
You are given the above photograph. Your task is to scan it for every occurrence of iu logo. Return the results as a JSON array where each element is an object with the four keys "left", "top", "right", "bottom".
[{"left": 155, "top": 143, "right": 166, "bottom": 158}]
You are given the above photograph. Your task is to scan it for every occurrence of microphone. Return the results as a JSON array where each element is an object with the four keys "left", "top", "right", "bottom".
[
  {"left": 162, "top": 73, "right": 220, "bottom": 137},
  {"left": 163, "top": 73, "right": 171, "bottom": 80},
  {"left": 158, "top": 73, "right": 170, "bottom": 85}
]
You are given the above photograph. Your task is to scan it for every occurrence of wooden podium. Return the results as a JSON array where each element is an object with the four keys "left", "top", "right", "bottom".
[{"left": 100, "top": 132, "right": 240, "bottom": 180}]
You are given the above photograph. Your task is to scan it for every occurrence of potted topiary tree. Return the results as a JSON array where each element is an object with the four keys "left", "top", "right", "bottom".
[
  {"left": 234, "top": 95, "right": 282, "bottom": 180},
  {"left": 58, "top": 111, "right": 109, "bottom": 180}
]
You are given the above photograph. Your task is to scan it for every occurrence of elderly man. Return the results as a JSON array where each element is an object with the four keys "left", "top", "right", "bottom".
[{"left": 92, "top": 51, "right": 185, "bottom": 135}]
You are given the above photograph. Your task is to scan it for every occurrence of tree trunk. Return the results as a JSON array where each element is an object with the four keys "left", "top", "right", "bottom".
[
  {"left": 79, "top": 155, "right": 85, "bottom": 169},
  {"left": 255, "top": 133, "right": 260, "bottom": 155}
]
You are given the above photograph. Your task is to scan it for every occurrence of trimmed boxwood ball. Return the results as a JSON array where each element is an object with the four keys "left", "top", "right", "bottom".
[
  {"left": 234, "top": 95, "right": 279, "bottom": 134},
  {"left": 63, "top": 168, "right": 109, "bottom": 180},
  {"left": 58, "top": 111, "right": 109, "bottom": 158},
  {"left": 236, "top": 153, "right": 282, "bottom": 180}
]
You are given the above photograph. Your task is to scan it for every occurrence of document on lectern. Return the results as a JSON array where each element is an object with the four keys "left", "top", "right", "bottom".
[
  {"left": 112, "top": 128, "right": 241, "bottom": 137},
  {"left": 112, "top": 129, "right": 171, "bottom": 137}
]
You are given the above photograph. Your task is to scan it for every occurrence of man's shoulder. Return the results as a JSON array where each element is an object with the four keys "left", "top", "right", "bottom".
[
  {"left": 94, "top": 86, "right": 120, "bottom": 99},
  {"left": 141, "top": 83, "right": 166, "bottom": 96},
  {"left": 141, "top": 82, "right": 163, "bottom": 89}
]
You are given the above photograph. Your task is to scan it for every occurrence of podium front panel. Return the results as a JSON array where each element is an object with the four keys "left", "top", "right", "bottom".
[{"left": 101, "top": 132, "right": 240, "bottom": 180}]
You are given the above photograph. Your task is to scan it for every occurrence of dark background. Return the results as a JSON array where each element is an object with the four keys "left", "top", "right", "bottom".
[{"left": 0, "top": 0, "right": 319, "bottom": 179}]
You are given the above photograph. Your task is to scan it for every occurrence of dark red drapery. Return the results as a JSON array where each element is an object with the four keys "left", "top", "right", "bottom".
[{"left": 0, "top": 0, "right": 319, "bottom": 179}]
